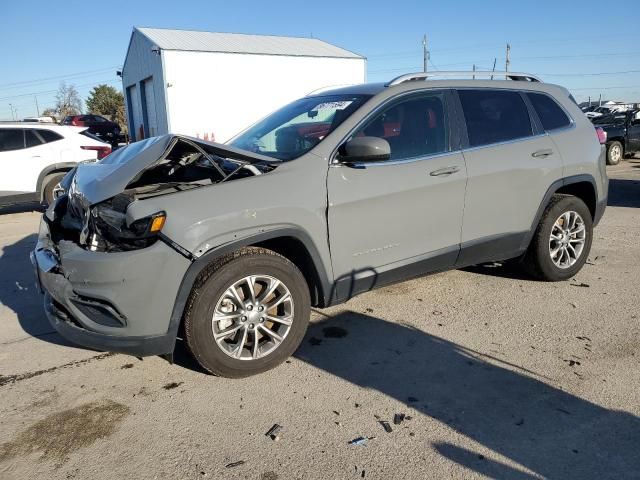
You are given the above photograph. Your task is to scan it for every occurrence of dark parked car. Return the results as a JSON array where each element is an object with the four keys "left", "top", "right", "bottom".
[
  {"left": 61, "top": 114, "right": 121, "bottom": 146},
  {"left": 592, "top": 110, "right": 640, "bottom": 165}
]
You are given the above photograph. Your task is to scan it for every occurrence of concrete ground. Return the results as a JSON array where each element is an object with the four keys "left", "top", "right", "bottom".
[{"left": 0, "top": 160, "right": 639, "bottom": 480}]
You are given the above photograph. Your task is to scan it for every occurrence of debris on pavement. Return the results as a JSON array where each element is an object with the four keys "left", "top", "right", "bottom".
[
  {"left": 380, "top": 421, "right": 393, "bottom": 433},
  {"left": 349, "top": 436, "right": 374, "bottom": 446},
  {"left": 225, "top": 460, "right": 246, "bottom": 469},
  {"left": 265, "top": 424, "right": 282, "bottom": 440},
  {"left": 570, "top": 282, "right": 590, "bottom": 288},
  {"left": 393, "top": 413, "right": 406, "bottom": 425},
  {"left": 163, "top": 382, "right": 183, "bottom": 390}
]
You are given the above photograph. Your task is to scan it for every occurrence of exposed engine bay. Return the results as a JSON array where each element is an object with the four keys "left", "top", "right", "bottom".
[{"left": 45, "top": 135, "right": 276, "bottom": 253}]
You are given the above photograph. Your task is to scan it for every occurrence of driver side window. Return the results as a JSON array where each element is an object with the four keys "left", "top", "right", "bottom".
[{"left": 353, "top": 92, "right": 449, "bottom": 161}]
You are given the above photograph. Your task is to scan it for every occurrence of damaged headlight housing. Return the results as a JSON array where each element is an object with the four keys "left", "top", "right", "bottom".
[{"left": 89, "top": 202, "right": 166, "bottom": 251}]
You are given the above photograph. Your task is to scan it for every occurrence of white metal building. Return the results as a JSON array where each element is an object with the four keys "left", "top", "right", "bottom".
[{"left": 121, "top": 27, "right": 366, "bottom": 143}]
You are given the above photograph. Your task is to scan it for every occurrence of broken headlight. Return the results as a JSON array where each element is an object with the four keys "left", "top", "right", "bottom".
[{"left": 89, "top": 203, "right": 166, "bottom": 252}]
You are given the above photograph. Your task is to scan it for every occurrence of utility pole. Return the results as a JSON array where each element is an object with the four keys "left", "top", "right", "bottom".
[
  {"left": 491, "top": 58, "right": 497, "bottom": 80},
  {"left": 9, "top": 103, "right": 15, "bottom": 120},
  {"left": 423, "top": 34, "right": 428, "bottom": 73},
  {"left": 472, "top": 64, "right": 476, "bottom": 79},
  {"left": 505, "top": 43, "right": 511, "bottom": 78},
  {"left": 34, "top": 96, "right": 40, "bottom": 117}
]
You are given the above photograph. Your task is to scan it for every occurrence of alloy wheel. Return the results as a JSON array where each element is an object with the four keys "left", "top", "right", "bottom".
[
  {"left": 548, "top": 211, "right": 586, "bottom": 269},
  {"left": 211, "top": 275, "right": 294, "bottom": 360}
]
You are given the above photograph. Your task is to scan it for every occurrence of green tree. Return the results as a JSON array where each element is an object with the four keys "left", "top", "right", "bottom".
[
  {"left": 86, "top": 84, "right": 125, "bottom": 129},
  {"left": 54, "top": 82, "right": 82, "bottom": 118}
]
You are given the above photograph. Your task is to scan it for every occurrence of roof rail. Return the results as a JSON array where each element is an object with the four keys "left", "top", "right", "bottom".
[{"left": 386, "top": 71, "right": 542, "bottom": 87}]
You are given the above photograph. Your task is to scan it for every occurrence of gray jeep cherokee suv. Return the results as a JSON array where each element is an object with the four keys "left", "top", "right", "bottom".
[{"left": 32, "top": 71, "right": 608, "bottom": 377}]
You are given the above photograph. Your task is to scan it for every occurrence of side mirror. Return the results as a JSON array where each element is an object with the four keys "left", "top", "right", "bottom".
[{"left": 339, "top": 136, "right": 391, "bottom": 164}]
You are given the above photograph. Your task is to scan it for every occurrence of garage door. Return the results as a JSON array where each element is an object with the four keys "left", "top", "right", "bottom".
[
  {"left": 144, "top": 78, "right": 158, "bottom": 137},
  {"left": 127, "top": 84, "right": 141, "bottom": 141}
]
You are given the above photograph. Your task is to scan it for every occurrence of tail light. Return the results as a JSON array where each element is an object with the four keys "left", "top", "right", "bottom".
[
  {"left": 81, "top": 145, "right": 112, "bottom": 160},
  {"left": 595, "top": 127, "right": 607, "bottom": 145}
]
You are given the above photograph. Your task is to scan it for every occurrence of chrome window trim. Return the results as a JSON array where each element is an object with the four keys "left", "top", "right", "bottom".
[
  {"left": 461, "top": 131, "right": 549, "bottom": 154},
  {"left": 331, "top": 149, "right": 461, "bottom": 168},
  {"left": 329, "top": 88, "right": 454, "bottom": 166}
]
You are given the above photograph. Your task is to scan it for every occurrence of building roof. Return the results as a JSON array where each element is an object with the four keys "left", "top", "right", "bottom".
[{"left": 135, "top": 27, "right": 364, "bottom": 59}]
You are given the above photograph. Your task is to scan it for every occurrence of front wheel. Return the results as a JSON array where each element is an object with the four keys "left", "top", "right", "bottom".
[
  {"left": 523, "top": 195, "right": 593, "bottom": 281},
  {"left": 183, "top": 247, "right": 310, "bottom": 378}
]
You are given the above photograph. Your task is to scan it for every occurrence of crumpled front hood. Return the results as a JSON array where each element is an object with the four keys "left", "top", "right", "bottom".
[{"left": 70, "top": 134, "right": 276, "bottom": 205}]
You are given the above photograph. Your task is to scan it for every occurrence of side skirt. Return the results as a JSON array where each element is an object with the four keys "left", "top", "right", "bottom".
[
  {"left": 455, "top": 232, "right": 529, "bottom": 268},
  {"left": 331, "top": 246, "right": 459, "bottom": 304}
]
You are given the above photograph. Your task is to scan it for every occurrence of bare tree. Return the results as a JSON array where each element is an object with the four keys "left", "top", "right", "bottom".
[{"left": 55, "top": 82, "right": 82, "bottom": 118}]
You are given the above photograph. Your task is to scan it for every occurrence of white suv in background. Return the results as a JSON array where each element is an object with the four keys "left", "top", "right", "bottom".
[{"left": 0, "top": 124, "right": 111, "bottom": 207}]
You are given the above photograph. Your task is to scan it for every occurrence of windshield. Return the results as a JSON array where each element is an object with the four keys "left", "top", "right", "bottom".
[{"left": 229, "top": 94, "right": 371, "bottom": 161}]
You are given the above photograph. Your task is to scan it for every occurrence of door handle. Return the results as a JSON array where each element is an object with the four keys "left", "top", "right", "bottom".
[
  {"left": 430, "top": 166, "right": 460, "bottom": 176},
  {"left": 531, "top": 149, "right": 553, "bottom": 158}
]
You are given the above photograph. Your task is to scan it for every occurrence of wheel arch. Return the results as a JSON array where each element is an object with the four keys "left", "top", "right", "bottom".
[
  {"left": 607, "top": 137, "right": 625, "bottom": 151},
  {"left": 36, "top": 162, "right": 77, "bottom": 202},
  {"left": 165, "top": 228, "right": 333, "bottom": 353},
  {"left": 521, "top": 174, "right": 599, "bottom": 251}
]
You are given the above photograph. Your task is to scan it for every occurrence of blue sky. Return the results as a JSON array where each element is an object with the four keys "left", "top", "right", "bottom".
[{"left": 2, "top": 0, "right": 639, "bottom": 119}]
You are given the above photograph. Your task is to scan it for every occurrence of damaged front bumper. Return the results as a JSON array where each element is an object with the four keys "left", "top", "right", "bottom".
[{"left": 31, "top": 218, "right": 191, "bottom": 356}]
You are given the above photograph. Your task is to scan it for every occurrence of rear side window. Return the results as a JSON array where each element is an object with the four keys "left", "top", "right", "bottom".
[
  {"left": 458, "top": 90, "right": 533, "bottom": 147},
  {"left": 39, "top": 129, "right": 64, "bottom": 143},
  {"left": 25, "top": 130, "right": 43, "bottom": 148},
  {"left": 527, "top": 92, "right": 571, "bottom": 131},
  {"left": 0, "top": 129, "right": 25, "bottom": 152}
]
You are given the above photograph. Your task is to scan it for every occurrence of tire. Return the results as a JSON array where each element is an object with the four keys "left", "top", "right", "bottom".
[
  {"left": 606, "top": 141, "right": 623, "bottom": 165},
  {"left": 183, "top": 247, "right": 311, "bottom": 378},
  {"left": 42, "top": 173, "right": 66, "bottom": 206},
  {"left": 523, "top": 195, "right": 593, "bottom": 281}
]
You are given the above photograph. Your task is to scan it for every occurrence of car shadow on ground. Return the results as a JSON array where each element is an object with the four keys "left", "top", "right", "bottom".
[
  {"left": 607, "top": 178, "right": 640, "bottom": 208},
  {"left": 0, "top": 202, "right": 43, "bottom": 216},
  {"left": 295, "top": 311, "right": 640, "bottom": 479},
  {"left": 0, "top": 233, "right": 76, "bottom": 348}
]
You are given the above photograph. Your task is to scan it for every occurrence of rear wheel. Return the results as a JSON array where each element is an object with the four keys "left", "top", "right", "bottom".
[
  {"left": 606, "top": 141, "right": 623, "bottom": 165},
  {"left": 42, "top": 173, "right": 66, "bottom": 206},
  {"left": 184, "top": 247, "right": 310, "bottom": 378},
  {"left": 523, "top": 195, "right": 593, "bottom": 281}
]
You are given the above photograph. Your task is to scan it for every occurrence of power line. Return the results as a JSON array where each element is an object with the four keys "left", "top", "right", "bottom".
[
  {"left": 570, "top": 85, "right": 640, "bottom": 91},
  {"left": 540, "top": 70, "right": 640, "bottom": 77},
  {"left": 0, "top": 78, "right": 121, "bottom": 102},
  {"left": 0, "top": 66, "right": 121, "bottom": 90}
]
